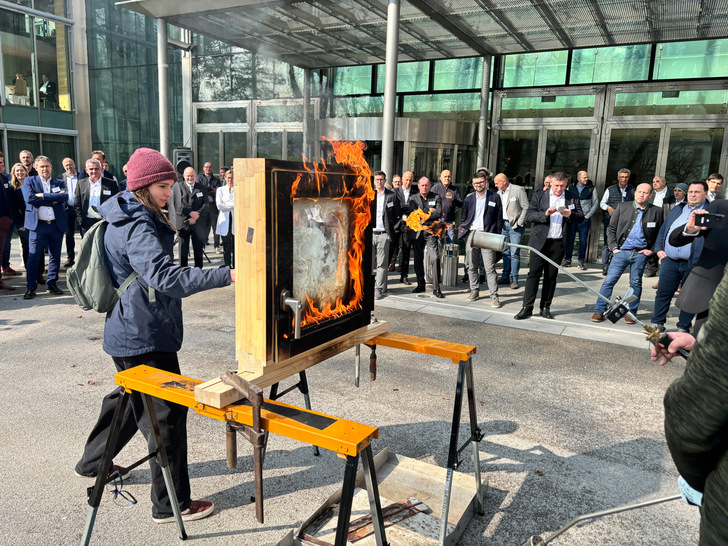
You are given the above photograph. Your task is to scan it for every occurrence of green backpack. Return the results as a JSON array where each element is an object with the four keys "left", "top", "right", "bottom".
[{"left": 67, "top": 217, "right": 151, "bottom": 312}]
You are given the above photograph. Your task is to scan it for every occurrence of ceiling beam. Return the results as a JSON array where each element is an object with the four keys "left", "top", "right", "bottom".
[
  {"left": 474, "top": 0, "right": 536, "bottom": 52},
  {"left": 586, "top": 0, "right": 616, "bottom": 46},
  {"left": 528, "top": 0, "right": 575, "bottom": 49}
]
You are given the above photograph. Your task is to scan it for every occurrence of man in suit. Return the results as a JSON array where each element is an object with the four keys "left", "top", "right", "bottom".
[
  {"left": 394, "top": 171, "right": 416, "bottom": 285},
  {"left": 39, "top": 74, "right": 57, "bottom": 108},
  {"left": 370, "top": 170, "right": 401, "bottom": 300},
  {"left": 386, "top": 174, "right": 402, "bottom": 270},
  {"left": 459, "top": 172, "right": 503, "bottom": 307},
  {"left": 409, "top": 176, "right": 443, "bottom": 298},
  {"left": 173, "top": 166, "right": 208, "bottom": 268},
  {"left": 515, "top": 172, "right": 584, "bottom": 320},
  {"left": 75, "top": 158, "right": 119, "bottom": 236},
  {"left": 60, "top": 157, "right": 80, "bottom": 267},
  {"left": 78, "top": 150, "right": 115, "bottom": 180},
  {"left": 590, "top": 183, "right": 664, "bottom": 324},
  {"left": 649, "top": 180, "right": 709, "bottom": 332},
  {"left": 22, "top": 155, "right": 68, "bottom": 299},
  {"left": 494, "top": 172, "right": 529, "bottom": 288},
  {"left": 19, "top": 149, "right": 38, "bottom": 177},
  {"left": 431, "top": 169, "right": 462, "bottom": 244},
  {"left": 195, "top": 161, "right": 221, "bottom": 252},
  {"left": 706, "top": 173, "right": 723, "bottom": 202},
  {"left": 668, "top": 194, "right": 728, "bottom": 335},
  {"left": 644, "top": 175, "right": 678, "bottom": 277},
  {"left": 599, "top": 168, "right": 635, "bottom": 275}
]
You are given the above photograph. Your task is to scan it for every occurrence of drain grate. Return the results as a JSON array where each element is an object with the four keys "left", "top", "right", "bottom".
[{"left": 218, "top": 326, "right": 235, "bottom": 333}]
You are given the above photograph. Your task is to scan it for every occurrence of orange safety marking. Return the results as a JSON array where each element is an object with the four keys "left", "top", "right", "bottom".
[{"left": 367, "top": 331, "right": 475, "bottom": 363}]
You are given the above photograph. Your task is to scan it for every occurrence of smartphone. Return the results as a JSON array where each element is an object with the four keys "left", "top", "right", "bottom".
[{"left": 696, "top": 213, "right": 725, "bottom": 228}]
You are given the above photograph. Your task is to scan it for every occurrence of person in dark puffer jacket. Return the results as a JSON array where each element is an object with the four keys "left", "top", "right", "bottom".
[{"left": 74, "top": 148, "right": 234, "bottom": 524}]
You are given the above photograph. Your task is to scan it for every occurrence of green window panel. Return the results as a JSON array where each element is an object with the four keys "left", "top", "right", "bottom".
[
  {"left": 257, "top": 132, "right": 282, "bottom": 160},
  {"left": 197, "top": 132, "right": 220, "bottom": 169},
  {"left": 654, "top": 39, "right": 728, "bottom": 80},
  {"left": 197, "top": 107, "right": 247, "bottom": 124},
  {"left": 502, "top": 50, "right": 567, "bottom": 88},
  {"left": 375, "top": 60, "right": 429, "bottom": 93},
  {"left": 333, "top": 65, "right": 372, "bottom": 95},
  {"left": 570, "top": 45, "right": 650, "bottom": 84},
  {"left": 501, "top": 94, "right": 595, "bottom": 119},
  {"left": 665, "top": 128, "right": 724, "bottom": 185},
  {"left": 224, "top": 132, "right": 247, "bottom": 165},
  {"left": 614, "top": 89, "right": 728, "bottom": 116},
  {"left": 333, "top": 96, "right": 383, "bottom": 117},
  {"left": 257, "top": 104, "right": 303, "bottom": 123},
  {"left": 286, "top": 132, "right": 304, "bottom": 162},
  {"left": 433, "top": 58, "right": 483, "bottom": 91},
  {"left": 402, "top": 93, "right": 481, "bottom": 122},
  {"left": 7, "top": 131, "right": 40, "bottom": 165}
]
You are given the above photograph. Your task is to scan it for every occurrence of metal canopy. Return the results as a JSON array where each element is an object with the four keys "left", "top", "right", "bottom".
[{"left": 118, "top": 0, "right": 728, "bottom": 68}]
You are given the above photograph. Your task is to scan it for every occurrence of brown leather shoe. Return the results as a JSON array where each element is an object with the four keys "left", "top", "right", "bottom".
[
  {"left": 591, "top": 313, "right": 604, "bottom": 322},
  {"left": 388, "top": 264, "right": 395, "bottom": 272},
  {"left": 0, "top": 280, "right": 16, "bottom": 291},
  {"left": 624, "top": 316, "right": 636, "bottom": 325}
]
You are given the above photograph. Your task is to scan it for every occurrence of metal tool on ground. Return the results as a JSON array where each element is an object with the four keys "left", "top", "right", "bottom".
[
  {"left": 221, "top": 371, "right": 265, "bottom": 523},
  {"left": 471, "top": 232, "right": 690, "bottom": 358},
  {"left": 521, "top": 493, "right": 682, "bottom": 545}
]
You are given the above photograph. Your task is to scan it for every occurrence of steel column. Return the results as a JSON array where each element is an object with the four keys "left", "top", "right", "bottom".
[
  {"left": 303, "top": 68, "right": 311, "bottom": 159},
  {"left": 380, "top": 0, "right": 401, "bottom": 179},
  {"left": 476, "top": 55, "right": 492, "bottom": 168},
  {"left": 157, "top": 18, "right": 170, "bottom": 159}
]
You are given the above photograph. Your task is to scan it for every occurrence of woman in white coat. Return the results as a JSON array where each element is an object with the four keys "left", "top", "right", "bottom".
[{"left": 215, "top": 170, "right": 235, "bottom": 267}]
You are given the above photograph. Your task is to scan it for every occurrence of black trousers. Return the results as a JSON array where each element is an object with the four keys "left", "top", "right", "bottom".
[
  {"left": 388, "top": 230, "right": 401, "bottom": 266},
  {"left": 398, "top": 229, "right": 412, "bottom": 277},
  {"left": 65, "top": 207, "right": 76, "bottom": 262},
  {"left": 75, "top": 351, "right": 191, "bottom": 519},
  {"left": 522, "top": 238, "right": 565, "bottom": 310},
  {"left": 222, "top": 232, "right": 235, "bottom": 267},
  {"left": 178, "top": 225, "right": 204, "bottom": 268},
  {"left": 207, "top": 208, "right": 220, "bottom": 248}
]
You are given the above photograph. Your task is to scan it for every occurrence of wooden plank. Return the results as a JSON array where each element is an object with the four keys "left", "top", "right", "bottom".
[
  {"left": 234, "top": 158, "right": 268, "bottom": 376},
  {"left": 195, "top": 321, "right": 389, "bottom": 408},
  {"left": 368, "top": 332, "right": 476, "bottom": 363}
]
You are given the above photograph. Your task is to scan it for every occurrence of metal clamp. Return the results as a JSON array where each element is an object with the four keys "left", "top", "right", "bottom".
[{"left": 281, "top": 290, "right": 303, "bottom": 339}]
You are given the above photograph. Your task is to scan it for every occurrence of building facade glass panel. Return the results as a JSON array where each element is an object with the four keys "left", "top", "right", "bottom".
[
  {"left": 35, "top": 20, "right": 71, "bottom": 111},
  {"left": 0, "top": 11, "right": 35, "bottom": 108},
  {"left": 654, "top": 39, "right": 728, "bottom": 80},
  {"left": 333, "top": 65, "right": 371, "bottom": 95},
  {"left": 496, "top": 130, "right": 539, "bottom": 192},
  {"left": 501, "top": 94, "right": 595, "bottom": 118},
  {"left": 402, "top": 93, "right": 480, "bottom": 122},
  {"left": 7, "top": 130, "right": 39, "bottom": 163},
  {"left": 502, "top": 50, "right": 567, "bottom": 88},
  {"left": 613, "top": 89, "right": 728, "bottom": 116},
  {"left": 286, "top": 131, "right": 303, "bottom": 161},
  {"left": 197, "top": 132, "right": 220, "bottom": 170},
  {"left": 376, "top": 60, "right": 429, "bottom": 93},
  {"left": 257, "top": 104, "right": 302, "bottom": 123},
  {"left": 197, "top": 106, "right": 246, "bottom": 124},
  {"left": 665, "top": 128, "right": 724, "bottom": 185},
  {"left": 224, "top": 131, "right": 246, "bottom": 165},
  {"left": 606, "top": 128, "right": 660, "bottom": 185},
  {"left": 256, "top": 132, "right": 281, "bottom": 160},
  {"left": 333, "top": 96, "right": 383, "bottom": 117},
  {"left": 433, "top": 58, "right": 483, "bottom": 91},
  {"left": 570, "top": 45, "right": 650, "bottom": 84}
]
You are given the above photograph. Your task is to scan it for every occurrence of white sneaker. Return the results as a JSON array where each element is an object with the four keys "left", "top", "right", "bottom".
[{"left": 491, "top": 295, "right": 501, "bottom": 308}]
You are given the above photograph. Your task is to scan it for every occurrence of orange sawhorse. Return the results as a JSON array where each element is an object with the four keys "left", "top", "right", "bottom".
[{"left": 81, "top": 365, "right": 387, "bottom": 546}]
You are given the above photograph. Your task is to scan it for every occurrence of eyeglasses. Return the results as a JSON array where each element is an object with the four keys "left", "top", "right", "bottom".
[{"left": 472, "top": 181, "right": 486, "bottom": 185}]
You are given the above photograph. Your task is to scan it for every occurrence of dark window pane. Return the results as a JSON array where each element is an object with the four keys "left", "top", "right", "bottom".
[
  {"left": 665, "top": 128, "right": 724, "bottom": 185},
  {"left": 0, "top": 12, "right": 35, "bottom": 108},
  {"left": 197, "top": 107, "right": 247, "bottom": 124},
  {"left": 570, "top": 45, "right": 650, "bottom": 84},
  {"left": 606, "top": 128, "right": 660, "bottom": 185},
  {"left": 376, "top": 60, "right": 429, "bottom": 93},
  {"left": 256, "top": 132, "right": 282, "bottom": 159},
  {"left": 654, "top": 39, "right": 728, "bottom": 79},
  {"left": 496, "top": 130, "right": 539, "bottom": 194},
  {"left": 197, "top": 132, "right": 220, "bottom": 170},
  {"left": 224, "top": 132, "right": 247, "bottom": 165},
  {"left": 40, "top": 133, "right": 75, "bottom": 166},
  {"left": 286, "top": 132, "right": 303, "bottom": 162},
  {"left": 7, "top": 131, "right": 40, "bottom": 166}
]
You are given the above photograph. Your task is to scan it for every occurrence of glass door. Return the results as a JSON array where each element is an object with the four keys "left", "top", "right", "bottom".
[
  {"left": 663, "top": 127, "right": 724, "bottom": 185},
  {"left": 495, "top": 129, "right": 538, "bottom": 193},
  {"left": 543, "top": 129, "right": 593, "bottom": 186}
]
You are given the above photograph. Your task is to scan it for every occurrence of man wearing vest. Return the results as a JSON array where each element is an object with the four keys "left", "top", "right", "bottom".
[
  {"left": 591, "top": 183, "right": 663, "bottom": 324},
  {"left": 599, "top": 168, "right": 635, "bottom": 275},
  {"left": 649, "top": 180, "right": 709, "bottom": 332}
]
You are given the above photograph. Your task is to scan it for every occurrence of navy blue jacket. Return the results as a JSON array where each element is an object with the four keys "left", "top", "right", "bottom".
[
  {"left": 655, "top": 201, "right": 707, "bottom": 270},
  {"left": 22, "top": 175, "right": 68, "bottom": 233},
  {"left": 100, "top": 191, "right": 230, "bottom": 357},
  {"left": 458, "top": 190, "right": 503, "bottom": 239}
]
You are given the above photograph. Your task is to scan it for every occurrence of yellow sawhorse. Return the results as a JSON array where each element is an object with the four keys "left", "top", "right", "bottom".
[
  {"left": 361, "top": 332, "right": 484, "bottom": 546},
  {"left": 81, "top": 365, "right": 387, "bottom": 546}
]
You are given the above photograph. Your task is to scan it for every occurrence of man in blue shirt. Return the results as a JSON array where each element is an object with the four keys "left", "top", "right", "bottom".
[{"left": 591, "top": 183, "right": 664, "bottom": 323}]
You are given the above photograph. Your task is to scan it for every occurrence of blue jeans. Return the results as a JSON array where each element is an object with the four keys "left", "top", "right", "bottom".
[
  {"left": 650, "top": 257, "right": 695, "bottom": 330},
  {"left": 594, "top": 249, "right": 648, "bottom": 314},
  {"left": 500, "top": 221, "right": 525, "bottom": 281},
  {"left": 564, "top": 218, "right": 591, "bottom": 262}
]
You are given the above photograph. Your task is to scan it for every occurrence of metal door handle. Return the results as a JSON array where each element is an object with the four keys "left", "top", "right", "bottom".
[{"left": 281, "top": 290, "right": 302, "bottom": 339}]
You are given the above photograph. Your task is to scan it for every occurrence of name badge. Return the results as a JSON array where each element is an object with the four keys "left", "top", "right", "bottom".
[
  {"left": 488, "top": 201, "right": 496, "bottom": 207},
  {"left": 102, "top": 190, "right": 111, "bottom": 195},
  {"left": 196, "top": 191, "right": 204, "bottom": 197},
  {"left": 3, "top": 183, "right": 8, "bottom": 188},
  {"left": 510, "top": 197, "right": 517, "bottom": 202},
  {"left": 568, "top": 204, "right": 575, "bottom": 210},
  {"left": 52, "top": 187, "right": 61, "bottom": 193},
  {"left": 647, "top": 221, "right": 656, "bottom": 228},
  {"left": 386, "top": 202, "right": 393, "bottom": 208},
  {"left": 428, "top": 200, "right": 436, "bottom": 207}
]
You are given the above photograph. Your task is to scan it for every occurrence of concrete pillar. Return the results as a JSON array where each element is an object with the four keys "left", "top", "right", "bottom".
[
  {"left": 380, "top": 0, "right": 400, "bottom": 179},
  {"left": 157, "top": 18, "right": 170, "bottom": 158},
  {"left": 303, "top": 68, "right": 311, "bottom": 159},
  {"left": 476, "top": 55, "right": 492, "bottom": 168}
]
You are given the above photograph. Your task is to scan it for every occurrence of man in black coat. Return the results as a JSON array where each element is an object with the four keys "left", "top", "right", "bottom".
[
  {"left": 370, "top": 170, "right": 400, "bottom": 300},
  {"left": 394, "top": 171, "right": 416, "bottom": 285},
  {"left": 668, "top": 196, "right": 728, "bottom": 334},
  {"left": 458, "top": 172, "right": 503, "bottom": 307},
  {"left": 409, "top": 176, "right": 443, "bottom": 298},
  {"left": 173, "top": 166, "right": 208, "bottom": 268},
  {"left": 74, "top": 158, "right": 120, "bottom": 236},
  {"left": 590, "top": 183, "right": 664, "bottom": 323},
  {"left": 195, "top": 161, "right": 221, "bottom": 251},
  {"left": 515, "top": 172, "right": 584, "bottom": 320}
]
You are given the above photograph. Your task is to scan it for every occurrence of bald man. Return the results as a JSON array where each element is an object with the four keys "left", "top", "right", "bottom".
[
  {"left": 591, "top": 183, "right": 664, "bottom": 324},
  {"left": 173, "top": 166, "right": 208, "bottom": 268}
]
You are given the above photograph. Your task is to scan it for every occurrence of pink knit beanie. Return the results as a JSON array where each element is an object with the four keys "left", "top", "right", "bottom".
[{"left": 126, "top": 148, "right": 177, "bottom": 192}]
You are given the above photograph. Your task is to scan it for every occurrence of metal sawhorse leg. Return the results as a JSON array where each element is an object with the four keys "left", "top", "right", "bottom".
[
  {"left": 265, "top": 371, "right": 320, "bottom": 458},
  {"left": 80, "top": 390, "right": 187, "bottom": 545}
]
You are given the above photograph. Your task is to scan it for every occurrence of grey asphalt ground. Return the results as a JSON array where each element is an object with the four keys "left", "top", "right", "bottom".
[{"left": 0, "top": 243, "right": 699, "bottom": 545}]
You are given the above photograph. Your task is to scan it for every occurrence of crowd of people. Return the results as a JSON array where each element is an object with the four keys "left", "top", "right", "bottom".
[{"left": 0, "top": 150, "right": 237, "bottom": 300}]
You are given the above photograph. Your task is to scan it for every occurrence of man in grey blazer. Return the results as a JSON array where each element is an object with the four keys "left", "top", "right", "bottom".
[
  {"left": 173, "top": 166, "right": 208, "bottom": 268},
  {"left": 494, "top": 173, "right": 529, "bottom": 289}
]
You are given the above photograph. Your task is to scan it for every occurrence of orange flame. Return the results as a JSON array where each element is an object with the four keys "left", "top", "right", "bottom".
[
  {"left": 406, "top": 209, "right": 452, "bottom": 237},
  {"left": 292, "top": 138, "right": 374, "bottom": 328}
]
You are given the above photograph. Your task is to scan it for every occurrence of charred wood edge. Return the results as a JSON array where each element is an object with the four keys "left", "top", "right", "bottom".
[
  {"left": 221, "top": 371, "right": 265, "bottom": 523},
  {"left": 347, "top": 499, "right": 427, "bottom": 541}
]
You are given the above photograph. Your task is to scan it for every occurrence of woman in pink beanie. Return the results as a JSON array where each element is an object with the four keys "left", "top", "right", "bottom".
[{"left": 75, "top": 148, "right": 235, "bottom": 524}]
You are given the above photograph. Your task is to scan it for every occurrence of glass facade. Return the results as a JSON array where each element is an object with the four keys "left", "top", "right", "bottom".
[
  {"left": 654, "top": 39, "right": 728, "bottom": 80},
  {"left": 501, "top": 94, "right": 595, "bottom": 118},
  {"left": 501, "top": 50, "right": 568, "bottom": 87},
  {"left": 614, "top": 89, "right": 728, "bottom": 116},
  {"left": 665, "top": 128, "right": 724, "bottom": 185},
  {"left": 570, "top": 45, "right": 651, "bottom": 84}
]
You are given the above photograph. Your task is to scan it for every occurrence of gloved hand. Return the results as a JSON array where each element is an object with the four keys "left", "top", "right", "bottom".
[{"left": 678, "top": 475, "right": 703, "bottom": 507}]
